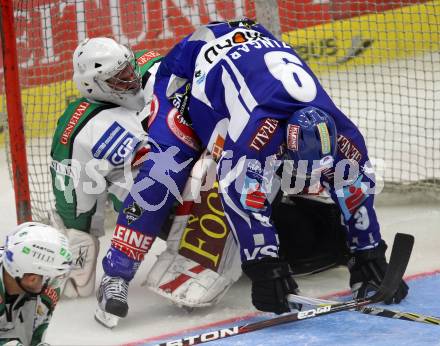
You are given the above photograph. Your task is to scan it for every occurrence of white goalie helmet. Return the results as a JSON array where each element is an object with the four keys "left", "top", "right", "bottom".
[
  {"left": 72, "top": 37, "right": 145, "bottom": 111},
  {"left": 3, "top": 222, "right": 72, "bottom": 279}
]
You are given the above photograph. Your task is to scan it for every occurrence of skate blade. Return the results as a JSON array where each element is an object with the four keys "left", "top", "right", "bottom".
[{"left": 95, "top": 307, "right": 120, "bottom": 329}]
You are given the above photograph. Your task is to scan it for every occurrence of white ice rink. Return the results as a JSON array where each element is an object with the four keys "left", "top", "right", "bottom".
[{"left": 0, "top": 149, "right": 439, "bottom": 346}]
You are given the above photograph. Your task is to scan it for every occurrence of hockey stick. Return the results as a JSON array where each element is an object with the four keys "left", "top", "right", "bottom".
[
  {"left": 156, "top": 233, "right": 414, "bottom": 346},
  {"left": 288, "top": 294, "right": 440, "bottom": 326}
]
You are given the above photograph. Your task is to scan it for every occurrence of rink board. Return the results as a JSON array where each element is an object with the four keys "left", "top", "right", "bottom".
[{"left": 143, "top": 272, "right": 440, "bottom": 346}]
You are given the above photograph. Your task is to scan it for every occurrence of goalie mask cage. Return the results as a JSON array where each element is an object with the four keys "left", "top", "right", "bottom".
[{"left": 0, "top": 0, "right": 439, "bottom": 223}]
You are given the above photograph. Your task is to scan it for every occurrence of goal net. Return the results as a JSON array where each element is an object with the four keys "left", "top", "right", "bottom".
[{"left": 1, "top": 0, "right": 439, "bottom": 222}]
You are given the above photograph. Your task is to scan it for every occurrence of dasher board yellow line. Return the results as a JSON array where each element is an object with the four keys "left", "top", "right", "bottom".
[{"left": 282, "top": 0, "right": 440, "bottom": 75}]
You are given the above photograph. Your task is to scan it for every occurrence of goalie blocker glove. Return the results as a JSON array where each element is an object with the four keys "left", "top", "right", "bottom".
[
  {"left": 348, "top": 240, "right": 409, "bottom": 304},
  {"left": 242, "top": 257, "right": 300, "bottom": 314}
]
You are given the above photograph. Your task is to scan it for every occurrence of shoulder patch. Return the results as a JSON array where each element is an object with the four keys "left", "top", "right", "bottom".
[
  {"left": 92, "top": 121, "right": 140, "bottom": 166},
  {"left": 60, "top": 101, "right": 91, "bottom": 145},
  {"left": 166, "top": 108, "right": 200, "bottom": 151},
  {"left": 137, "top": 50, "right": 161, "bottom": 66},
  {"left": 42, "top": 286, "right": 60, "bottom": 309}
]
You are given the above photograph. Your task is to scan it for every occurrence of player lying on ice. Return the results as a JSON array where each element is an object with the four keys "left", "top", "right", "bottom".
[
  {"left": 93, "top": 18, "right": 409, "bottom": 327},
  {"left": 0, "top": 222, "right": 72, "bottom": 345},
  {"left": 52, "top": 36, "right": 350, "bottom": 309}
]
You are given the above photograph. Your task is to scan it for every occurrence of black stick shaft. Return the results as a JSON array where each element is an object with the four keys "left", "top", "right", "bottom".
[{"left": 157, "top": 233, "right": 414, "bottom": 346}]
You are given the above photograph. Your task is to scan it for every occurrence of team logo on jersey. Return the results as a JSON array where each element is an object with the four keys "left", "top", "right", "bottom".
[
  {"left": 91, "top": 122, "right": 140, "bottom": 166},
  {"left": 240, "top": 176, "right": 267, "bottom": 212},
  {"left": 60, "top": 101, "right": 91, "bottom": 145},
  {"left": 123, "top": 202, "right": 144, "bottom": 225},
  {"left": 337, "top": 175, "right": 368, "bottom": 220},
  {"left": 337, "top": 134, "right": 362, "bottom": 162},
  {"left": 166, "top": 108, "right": 201, "bottom": 151},
  {"left": 287, "top": 124, "right": 300, "bottom": 151},
  {"left": 249, "top": 118, "right": 279, "bottom": 151},
  {"left": 247, "top": 160, "right": 263, "bottom": 177}
]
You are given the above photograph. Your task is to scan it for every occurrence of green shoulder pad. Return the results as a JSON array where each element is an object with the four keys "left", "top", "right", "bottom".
[
  {"left": 51, "top": 98, "right": 116, "bottom": 160},
  {"left": 135, "top": 49, "right": 162, "bottom": 77}
]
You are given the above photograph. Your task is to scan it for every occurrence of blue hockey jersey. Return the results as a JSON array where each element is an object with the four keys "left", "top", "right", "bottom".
[{"left": 106, "top": 20, "right": 381, "bottom": 276}]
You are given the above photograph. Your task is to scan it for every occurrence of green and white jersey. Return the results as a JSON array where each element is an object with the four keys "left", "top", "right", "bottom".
[
  {"left": 0, "top": 250, "right": 63, "bottom": 346},
  {"left": 50, "top": 50, "right": 161, "bottom": 236}
]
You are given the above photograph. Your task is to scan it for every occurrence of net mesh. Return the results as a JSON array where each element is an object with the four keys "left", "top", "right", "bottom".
[{"left": 1, "top": 0, "right": 439, "bottom": 221}]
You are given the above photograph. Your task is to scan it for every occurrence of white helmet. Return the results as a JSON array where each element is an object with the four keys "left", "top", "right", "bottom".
[
  {"left": 72, "top": 37, "right": 145, "bottom": 111},
  {"left": 3, "top": 222, "right": 72, "bottom": 279}
]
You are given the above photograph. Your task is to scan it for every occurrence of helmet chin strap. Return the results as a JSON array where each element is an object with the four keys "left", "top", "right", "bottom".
[{"left": 15, "top": 277, "right": 49, "bottom": 296}]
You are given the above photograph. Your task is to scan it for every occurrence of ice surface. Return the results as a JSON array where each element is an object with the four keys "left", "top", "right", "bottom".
[{"left": 0, "top": 150, "right": 439, "bottom": 345}]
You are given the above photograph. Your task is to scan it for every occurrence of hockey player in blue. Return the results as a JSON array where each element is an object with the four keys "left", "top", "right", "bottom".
[{"left": 96, "top": 19, "right": 408, "bottom": 324}]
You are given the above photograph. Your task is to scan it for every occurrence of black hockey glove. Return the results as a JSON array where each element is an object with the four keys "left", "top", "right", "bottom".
[
  {"left": 348, "top": 240, "right": 409, "bottom": 304},
  {"left": 242, "top": 257, "right": 299, "bottom": 314}
]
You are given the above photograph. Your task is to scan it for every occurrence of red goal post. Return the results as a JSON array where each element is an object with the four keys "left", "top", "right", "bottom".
[
  {"left": 0, "top": 0, "right": 439, "bottom": 222},
  {"left": 0, "top": 0, "right": 32, "bottom": 223}
]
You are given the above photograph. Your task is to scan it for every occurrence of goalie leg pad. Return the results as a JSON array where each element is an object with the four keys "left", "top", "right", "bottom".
[
  {"left": 63, "top": 228, "right": 99, "bottom": 298},
  {"left": 144, "top": 250, "right": 235, "bottom": 307}
]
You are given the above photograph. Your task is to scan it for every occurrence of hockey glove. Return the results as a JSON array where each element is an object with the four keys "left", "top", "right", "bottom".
[
  {"left": 242, "top": 257, "right": 299, "bottom": 314},
  {"left": 348, "top": 240, "right": 409, "bottom": 304}
]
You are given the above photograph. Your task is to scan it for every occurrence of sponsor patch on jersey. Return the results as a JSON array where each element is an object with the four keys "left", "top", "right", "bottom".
[
  {"left": 286, "top": 124, "right": 300, "bottom": 151},
  {"left": 111, "top": 224, "right": 154, "bottom": 261},
  {"left": 211, "top": 135, "right": 225, "bottom": 160},
  {"left": 317, "top": 122, "right": 331, "bottom": 155},
  {"left": 337, "top": 134, "right": 362, "bottom": 162},
  {"left": 123, "top": 202, "right": 144, "bottom": 225},
  {"left": 170, "top": 83, "right": 191, "bottom": 117},
  {"left": 50, "top": 160, "right": 79, "bottom": 179},
  {"left": 137, "top": 50, "right": 161, "bottom": 66},
  {"left": 203, "top": 30, "right": 264, "bottom": 64},
  {"left": 43, "top": 286, "right": 60, "bottom": 308},
  {"left": 243, "top": 245, "right": 278, "bottom": 261},
  {"left": 337, "top": 175, "right": 368, "bottom": 220},
  {"left": 60, "top": 101, "right": 91, "bottom": 145},
  {"left": 166, "top": 108, "right": 200, "bottom": 151},
  {"left": 147, "top": 94, "right": 159, "bottom": 128},
  {"left": 240, "top": 176, "right": 267, "bottom": 212},
  {"left": 249, "top": 118, "right": 279, "bottom": 151},
  {"left": 91, "top": 122, "right": 140, "bottom": 166}
]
